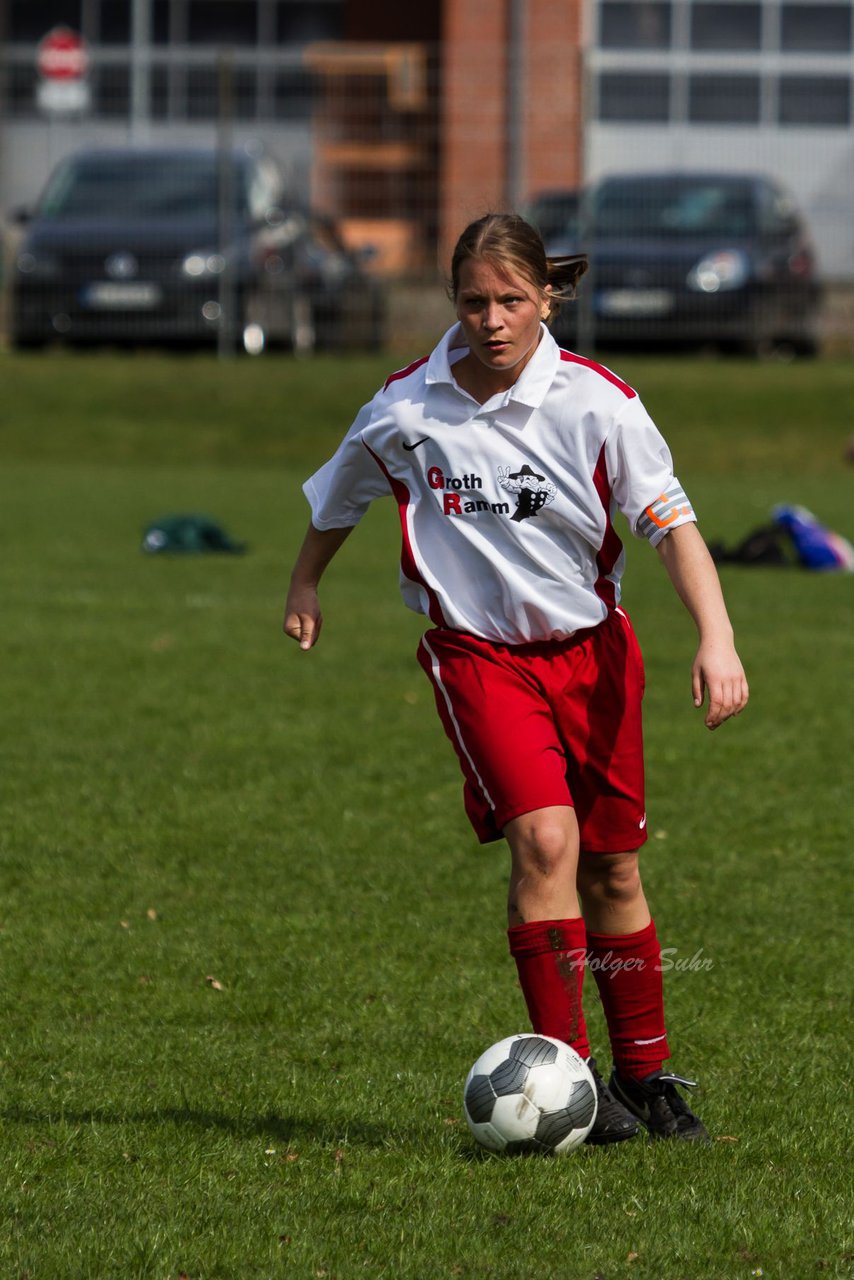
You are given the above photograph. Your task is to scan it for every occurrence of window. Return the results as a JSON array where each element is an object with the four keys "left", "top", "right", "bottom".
[
  {"left": 600, "top": 2, "right": 671, "bottom": 49},
  {"left": 691, "top": 3, "right": 761, "bottom": 50},
  {"left": 9, "top": 0, "right": 79, "bottom": 42},
  {"left": 187, "top": 1, "right": 259, "bottom": 46},
  {"left": 273, "top": 67, "right": 315, "bottom": 119},
  {"left": 150, "top": 66, "right": 171, "bottom": 118},
  {"left": 5, "top": 64, "right": 37, "bottom": 117},
  {"left": 595, "top": 177, "right": 756, "bottom": 237},
  {"left": 779, "top": 75, "right": 850, "bottom": 124},
  {"left": 152, "top": 0, "right": 173, "bottom": 45},
  {"left": 598, "top": 72, "right": 670, "bottom": 121},
  {"left": 688, "top": 74, "right": 761, "bottom": 122},
  {"left": 186, "top": 65, "right": 257, "bottom": 118},
  {"left": 91, "top": 64, "right": 131, "bottom": 117},
  {"left": 277, "top": 1, "right": 343, "bottom": 43},
  {"left": 39, "top": 153, "right": 244, "bottom": 218},
  {"left": 781, "top": 4, "right": 851, "bottom": 52},
  {"left": 100, "top": 1, "right": 131, "bottom": 44}
]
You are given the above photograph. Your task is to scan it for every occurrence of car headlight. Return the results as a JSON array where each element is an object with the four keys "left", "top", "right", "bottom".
[
  {"left": 180, "top": 252, "right": 226, "bottom": 278},
  {"left": 687, "top": 250, "right": 749, "bottom": 293},
  {"left": 16, "top": 251, "right": 60, "bottom": 278}
]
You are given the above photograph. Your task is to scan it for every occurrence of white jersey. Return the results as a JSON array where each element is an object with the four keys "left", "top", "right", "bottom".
[{"left": 303, "top": 324, "right": 696, "bottom": 645}]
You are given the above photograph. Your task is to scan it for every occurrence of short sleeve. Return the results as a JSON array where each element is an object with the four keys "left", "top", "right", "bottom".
[
  {"left": 302, "top": 396, "right": 392, "bottom": 530},
  {"left": 605, "top": 395, "right": 697, "bottom": 547}
]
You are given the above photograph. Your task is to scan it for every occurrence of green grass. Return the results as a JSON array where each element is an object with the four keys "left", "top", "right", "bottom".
[{"left": 1, "top": 349, "right": 853, "bottom": 1279}]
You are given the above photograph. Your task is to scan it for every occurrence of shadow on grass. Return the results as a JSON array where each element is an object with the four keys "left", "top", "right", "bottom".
[
  {"left": 5, "top": 1106, "right": 655, "bottom": 1162},
  {"left": 454, "top": 1135, "right": 636, "bottom": 1163},
  {"left": 2, "top": 1105, "right": 412, "bottom": 1149}
]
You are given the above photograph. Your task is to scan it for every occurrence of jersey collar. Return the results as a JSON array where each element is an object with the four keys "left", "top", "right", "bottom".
[{"left": 425, "top": 323, "right": 560, "bottom": 411}]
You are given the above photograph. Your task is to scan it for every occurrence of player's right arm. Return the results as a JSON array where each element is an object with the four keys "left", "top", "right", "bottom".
[
  {"left": 286, "top": 383, "right": 397, "bottom": 649},
  {"left": 283, "top": 522, "right": 354, "bottom": 650}
]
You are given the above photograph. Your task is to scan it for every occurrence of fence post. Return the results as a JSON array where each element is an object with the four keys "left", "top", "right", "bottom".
[
  {"left": 130, "top": 0, "right": 152, "bottom": 144},
  {"left": 505, "top": 0, "right": 526, "bottom": 211},
  {"left": 575, "top": 45, "right": 595, "bottom": 355},
  {"left": 217, "top": 50, "right": 237, "bottom": 359}
]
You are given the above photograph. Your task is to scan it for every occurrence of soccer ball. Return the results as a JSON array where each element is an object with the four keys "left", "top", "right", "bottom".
[{"left": 463, "top": 1034, "right": 597, "bottom": 1155}]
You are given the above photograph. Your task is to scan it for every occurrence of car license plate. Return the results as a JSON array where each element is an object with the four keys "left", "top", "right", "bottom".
[
  {"left": 83, "top": 282, "right": 161, "bottom": 309},
  {"left": 598, "top": 289, "right": 673, "bottom": 317}
]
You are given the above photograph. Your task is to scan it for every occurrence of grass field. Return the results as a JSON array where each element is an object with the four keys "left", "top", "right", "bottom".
[{"left": 1, "top": 348, "right": 852, "bottom": 1279}]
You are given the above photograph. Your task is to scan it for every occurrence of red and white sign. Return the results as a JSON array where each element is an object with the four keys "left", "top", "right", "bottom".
[
  {"left": 38, "top": 27, "right": 90, "bottom": 81},
  {"left": 37, "top": 27, "right": 91, "bottom": 115}
]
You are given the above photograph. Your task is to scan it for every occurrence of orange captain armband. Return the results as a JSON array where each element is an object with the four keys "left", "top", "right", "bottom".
[{"left": 636, "top": 484, "right": 695, "bottom": 541}]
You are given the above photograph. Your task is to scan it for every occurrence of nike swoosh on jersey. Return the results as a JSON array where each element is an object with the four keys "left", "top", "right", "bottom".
[{"left": 402, "top": 436, "right": 430, "bottom": 451}]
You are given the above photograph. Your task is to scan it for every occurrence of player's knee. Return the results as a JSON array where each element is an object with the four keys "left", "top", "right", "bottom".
[
  {"left": 516, "top": 819, "right": 575, "bottom": 880},
  {"left": 579, "top": 851, "right": 642, "bottom": 906}
]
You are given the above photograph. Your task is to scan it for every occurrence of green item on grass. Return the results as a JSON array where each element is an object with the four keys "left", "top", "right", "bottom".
[{"left": 141, "top": 513, "right": 246, "bottom": 554}]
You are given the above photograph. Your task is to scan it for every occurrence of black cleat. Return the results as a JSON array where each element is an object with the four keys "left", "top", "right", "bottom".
[
  {"left": 583, "top": 1057, "right": 639, "bottom": 1144},
  {"left": 608, "top": 1068, "right": 710, "bottom": 1143}
]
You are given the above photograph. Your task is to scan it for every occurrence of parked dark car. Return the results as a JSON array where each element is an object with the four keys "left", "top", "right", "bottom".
[
  {"left": 525, "top": 189, "right": 581, "bottom": 247},
  {"left": 8, "top": 145, "right": 385, "bottom": 353},
  {"left": 542, "top": 172, "right": 821, "bottom": 357}
]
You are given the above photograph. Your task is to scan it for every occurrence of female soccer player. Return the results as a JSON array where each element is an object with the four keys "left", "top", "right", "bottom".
[{"left": 283, "top": 214, "right": 748, "bottom": 1144}]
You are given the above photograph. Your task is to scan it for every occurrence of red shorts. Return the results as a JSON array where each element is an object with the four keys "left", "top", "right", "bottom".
[{"left": 416, "top": 609, "right": 647, "bottom": 853}]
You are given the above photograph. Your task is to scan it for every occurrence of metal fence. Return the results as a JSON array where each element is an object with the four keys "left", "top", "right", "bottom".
[
  {"left": 1, "top": 28, "right": 852, "bottom": 356},
  {"left": 0, "top": 42, "right": 439, "bottom": 354}
]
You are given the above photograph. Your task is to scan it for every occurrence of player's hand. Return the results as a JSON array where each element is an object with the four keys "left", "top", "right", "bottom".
[
  {"left": 692, "top": 640, "right": 749, "bottom": 730},
  {"left": 283, "top": 584, "right": 322, "bottom": 650}
]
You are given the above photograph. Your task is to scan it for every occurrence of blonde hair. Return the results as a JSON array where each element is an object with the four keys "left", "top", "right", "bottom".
[{"left": 450, "top": 212, "right": 587, "bottom": 322}]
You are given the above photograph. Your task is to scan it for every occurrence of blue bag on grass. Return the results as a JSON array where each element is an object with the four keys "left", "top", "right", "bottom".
[{"left": 771, "top": 505, "right": 854, "bottom": 572}]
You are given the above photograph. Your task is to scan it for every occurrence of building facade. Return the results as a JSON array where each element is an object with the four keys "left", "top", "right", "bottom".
[
  {"left": 585, "top": 0, "right": 854, "bottom": 278},
  {"left": 1, "top": 0, "right": 852, "bottom": 278}
]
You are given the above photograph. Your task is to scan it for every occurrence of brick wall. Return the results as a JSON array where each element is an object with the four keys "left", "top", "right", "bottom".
[
  {"left": 439, "top": 0, "right": 510, "bottom": 268},
  {"left": 439, "top": 0, "right": 583, "bottom": 269},
  {"left": 523, "top": 0, "right": 584, "bottom": 202}
]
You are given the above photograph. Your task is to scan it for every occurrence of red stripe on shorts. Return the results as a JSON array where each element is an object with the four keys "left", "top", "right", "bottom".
[{"left": 418, "top": 633, "right": 497, "bottom": 813}]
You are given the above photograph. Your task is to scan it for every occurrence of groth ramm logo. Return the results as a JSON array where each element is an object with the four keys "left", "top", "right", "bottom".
[{"left": 427, "top": 461, "right": 557, "bottom": 521}]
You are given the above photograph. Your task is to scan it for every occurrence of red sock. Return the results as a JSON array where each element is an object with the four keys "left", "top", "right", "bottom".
[
  {"left": 585, "top": 919, "right": 670, "bottom": 1079},
  {"left": 507, "top": 918, "right": 590, "bottom": 1059}
]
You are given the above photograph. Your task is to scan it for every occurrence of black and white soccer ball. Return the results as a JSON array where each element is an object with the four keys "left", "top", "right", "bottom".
[{"left": 463, "top": 1034, "right": 597, "bottom": 1155}]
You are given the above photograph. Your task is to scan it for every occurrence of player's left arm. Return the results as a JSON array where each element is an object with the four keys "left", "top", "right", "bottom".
[{"left": 655, "top": 522, "right": 749, "bottom": 730}]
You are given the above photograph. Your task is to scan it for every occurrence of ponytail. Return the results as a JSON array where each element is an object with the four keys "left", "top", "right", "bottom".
[{"left": 544, "top": 254, "right": 588, "bottom": 320}]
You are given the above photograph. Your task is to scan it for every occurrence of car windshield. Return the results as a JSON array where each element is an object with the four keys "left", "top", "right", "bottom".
[
  {"left": 38, "top": 155, "right": 247, "bottom": 219},
  {"left": 594, "top": 179, "right": 756, "bottom": 238}
]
